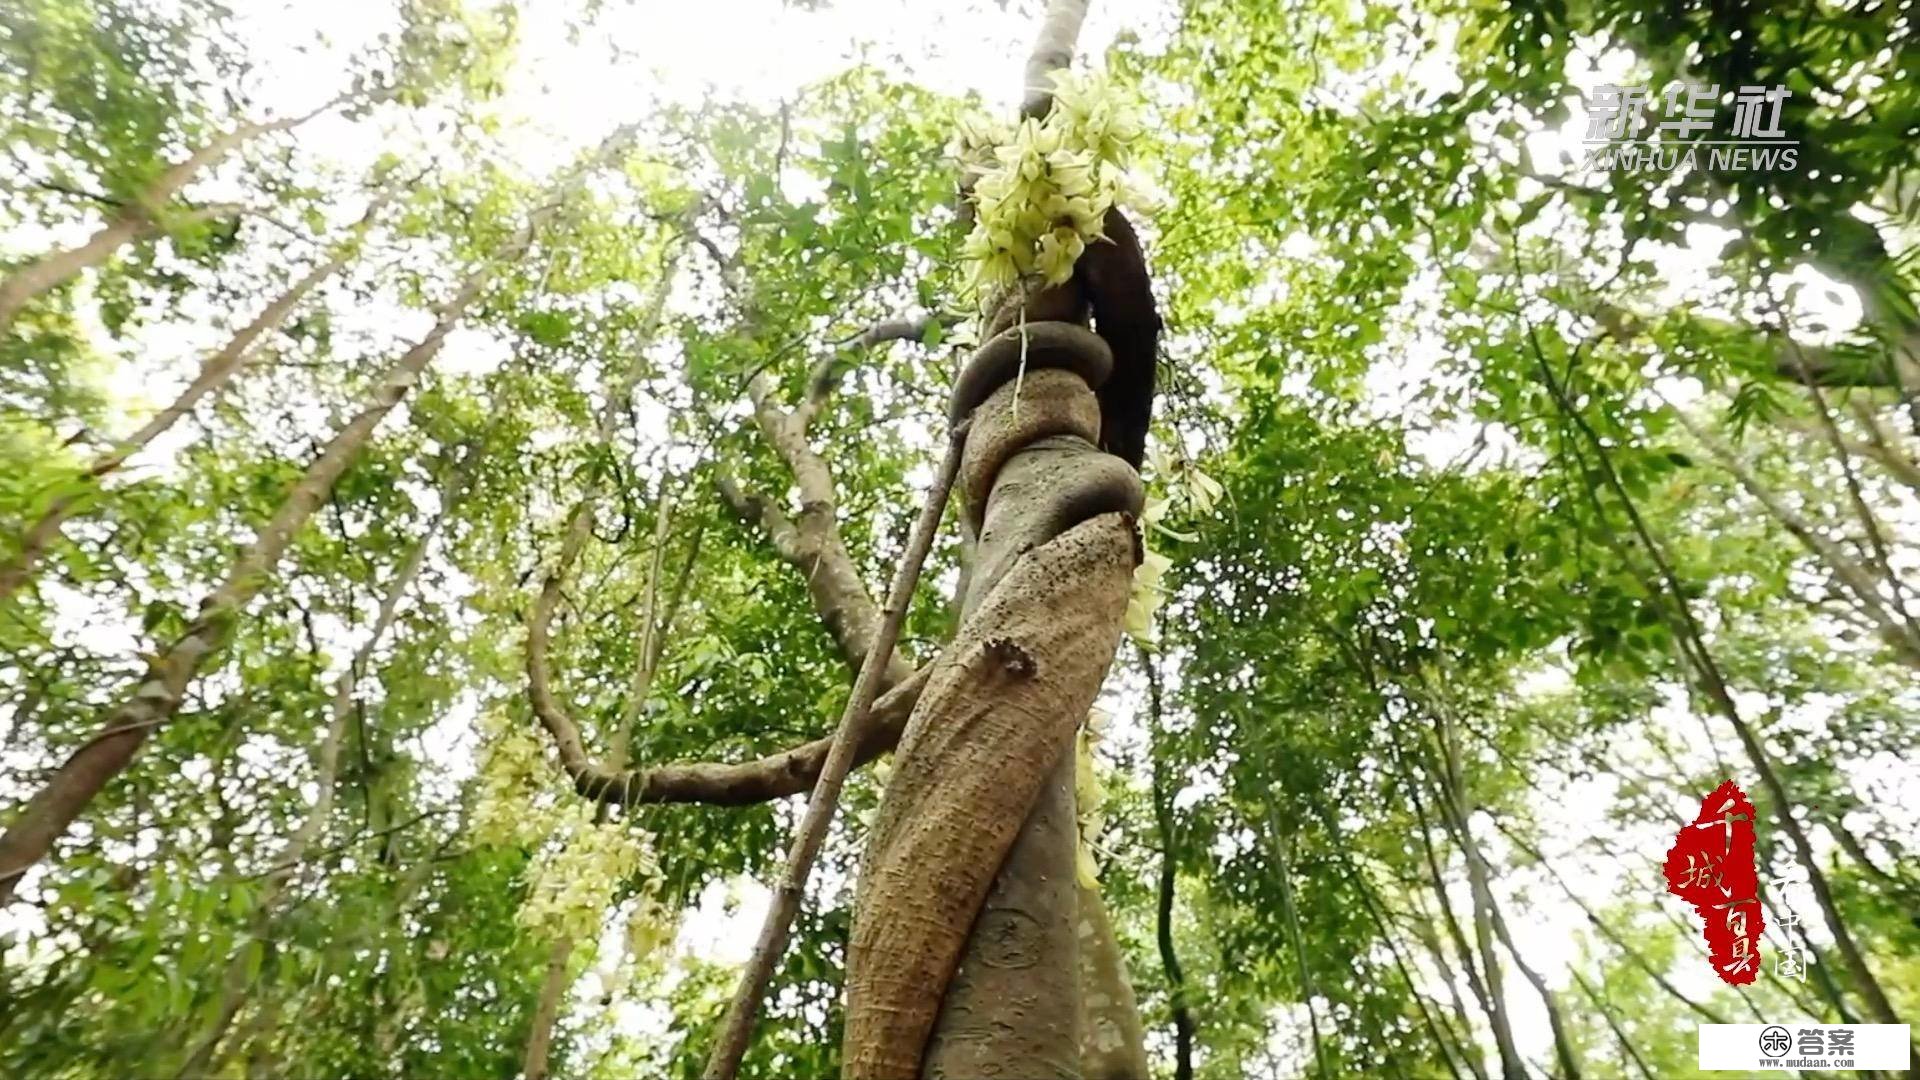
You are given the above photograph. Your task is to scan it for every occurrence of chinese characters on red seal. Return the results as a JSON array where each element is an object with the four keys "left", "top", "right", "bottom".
[{"left": 1664, "top": 780, "right": 1764, "bottom": 985}]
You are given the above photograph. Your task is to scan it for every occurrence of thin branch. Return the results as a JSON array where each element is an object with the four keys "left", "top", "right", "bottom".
[{"left": 702, "top": 426, "right": 966, "bottom": 1080}]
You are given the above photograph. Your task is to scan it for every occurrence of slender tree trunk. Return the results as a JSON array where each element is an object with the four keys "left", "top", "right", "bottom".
[
  {"left": 1568, "top": 970, "right": 1655, "bottom": 1080},
  {"left": 1271, "top": 824, "right": 1329, "bottom": 1080},
  {"left": 0, "top": 215, "right": 148, "bottom": 333},
  {"left": 1533, "top": 340, "right": 1907, "bottom": 1027},
  {"left": 1674, "top": 408, "right": 1920, "bottom": 667},
  {"left": 0, "top": 125, "right": 648, "bottom": 902},
  {"left": 1428, "top": 706, "right": 1578, "bottom": 1079},
  {"left": 1146, "top": 658, "right": 1197, "bottom": 1080},
  {"left": 0, "top": 269, "right": 485, "bottom": 904},
  {"left": 1395, "top": 741, "right": 1523, "bottom": 1080},
  {"left": 523, "top": 935, "right": 577, "bottom": 1080},
  {"left": 1409, "top": 912, "right": 1493, "bottom": 1077},
  {"left": 0, "top": 219, "right": 370, "bottom": 601},
  {"left": 0, "top": 107, "right": 330, "bottom": 334},
  {"left": 1332, "top": 834, "right": 1478, "bottom": 1080},
  {"left": 1489, "top": 816, "right": 1729, "bottom": 1025}
]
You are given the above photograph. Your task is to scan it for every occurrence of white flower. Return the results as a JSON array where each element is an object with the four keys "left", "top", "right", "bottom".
[
  {"left": 958, "top": 66, "right": 1153, "bottom": 299},
  {"left": 1036, "top": 227, "right": 1086, "bottom": 285}
]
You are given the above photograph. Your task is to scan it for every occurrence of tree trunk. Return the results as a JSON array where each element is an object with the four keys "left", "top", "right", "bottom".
[
  {"left": 0, "top": 107, "right": 328, "bottom": 334},
  {"left": 1076, "top": 882, "right": 1150, "bottom": 1080},
  {"left": 1489, "top": 815, "right": 1729, "bottom": 1025},
  {"left": 844, "top": 308, "right": 1142, "bottom": 1076},
  {"left": 0, "top": 219, "right": 369, "bottom": 601},
  {"left": 1568, "top": 969, "right": 1656, "bottom": 1080},
  {"left": 0, "top": 269, "right": 486, "bottom": 904},
  {"left": 1535, "top": 351, "right": 1907, "bottom": 1028},
  {"left": 1146, "top": 659, "right": 1197, "bottom": 1080},
  {"left": 523, "top": 935, "right": 577, "bottom": 1080},
  {"left": 523, "top": 282, "right": 679, "bottom": 1080},
  {"left": 1430, "top": 706, "right": 1578, "bottom": 1079},
  {"left": 923, "top": 752, "right": 1082, "bottom": 1079},
  {"left": 1332, "top": 831, "right": 1479, "bottom": 1080},
  {"left": 1394, "top": 741, "right": 1523, "bottom": 1080},
  {"left": 0, "top": 124, "right": 649, "bottom": 902},
  {"left": 1270, "top": 824, "right": 1329, "bottom": 1080},
  {"left": 0, "top": 214, "right": 149, "bottom": 333}
]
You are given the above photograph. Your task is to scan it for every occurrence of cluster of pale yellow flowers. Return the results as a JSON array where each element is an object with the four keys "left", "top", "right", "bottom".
[
  {"left": 516, "top": 803, "right": 658, "bottom": 943},
  {"left": 472, "top": 709, "right": 550, "bottom": 848},
  {"left": 583, "top": 895, "right": 681, "bottom": 1006},
  {"left": 1128, "top": 445, "right": 1224, "bottom": 647},
  {"left": 471, "top": 708, "right": 660, "bottom": 949},
  {"left": 959, "top": 70, "right": 1151, "bottom": 296}
]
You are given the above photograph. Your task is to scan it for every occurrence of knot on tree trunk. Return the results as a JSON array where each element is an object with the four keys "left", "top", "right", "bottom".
[{"left": 843, "top": 294, "right": 1142, "bottom": 1079}]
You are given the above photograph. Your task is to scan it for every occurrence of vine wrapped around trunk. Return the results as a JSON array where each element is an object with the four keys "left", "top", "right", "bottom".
[{"left": 844, "top": 274, "right": 1145, "bottom": 1077}]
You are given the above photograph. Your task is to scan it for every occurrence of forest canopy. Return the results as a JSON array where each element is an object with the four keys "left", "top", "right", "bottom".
[{"left": 1, "top": 0, "right": 1916, "bottom": 1077}]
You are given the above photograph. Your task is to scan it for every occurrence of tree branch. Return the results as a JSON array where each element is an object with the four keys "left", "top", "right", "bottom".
[
  {"left": 793, "top": 310, "right": 952, "bottom": 431},
  {"left": 530, "top": 664, "right": 927, "bottom": 807}
]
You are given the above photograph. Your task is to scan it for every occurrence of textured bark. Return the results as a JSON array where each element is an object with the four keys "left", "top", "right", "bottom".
[
  {"left": 1077, "top": 883, "right": 1151, "bottom": 1080},
  {"left": 846, "top": 514, "right": 1134, "bottom": 1077},
  {"left": 703, "top": 432, "right": 965, "bottom": 1080},
  {"left": 844, "top": 309, "right": 1140, "bottom": 1076},
  {"left": 842, "top": 6, "right": 1148, "bottom": 1070},
  {"left": 923, "top": 752, "right": 1081, "bottom": 1080}
]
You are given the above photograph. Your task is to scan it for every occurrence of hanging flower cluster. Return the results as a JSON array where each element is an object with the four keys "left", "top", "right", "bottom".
[
  {"left": 1129, "top": 447, "right": 1222, "bottom": 647},
  {"left": 472, "top": 708, "right": 551, "bottom": 848},
  {"left": 958, "top": 69, "right": 1151, "bottom": 296},
  {"left": 516, "top": 803, "right": 658, "bottom": 944},
  {"left": 585, "top": 895, "right": 680, "bottom": 1004},
  {"left": 471, "top": 708, "right": 661, "bottom": 947}
]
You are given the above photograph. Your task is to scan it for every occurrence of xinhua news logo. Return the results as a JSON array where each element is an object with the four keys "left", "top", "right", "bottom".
[
  {"left": 1579, "top": 82, "right": 1799, "bottom": 173},
  {"left": 1699, "top": 1023, "right": 1911, "bottom": 1071}
]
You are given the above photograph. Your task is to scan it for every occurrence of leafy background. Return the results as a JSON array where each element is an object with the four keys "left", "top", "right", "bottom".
[{"left": 1, "top": 0, "right": 1916, "bottom": 1077}]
